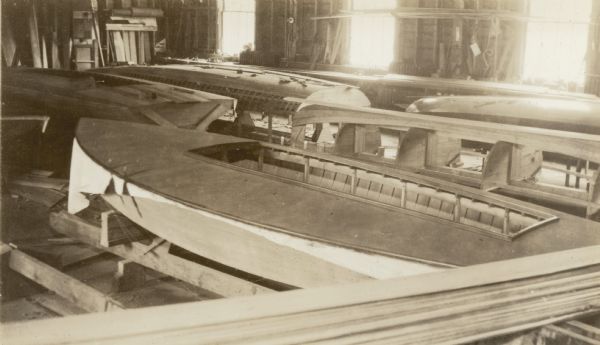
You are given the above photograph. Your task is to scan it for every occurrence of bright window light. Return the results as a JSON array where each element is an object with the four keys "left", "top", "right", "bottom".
[
  {"left": 349, "top": 0, "right": 396, "bottom": 69},
  {"left": 523, "top": 0, "right": 592, "bottom": 86},
  {"left": 222, "top": 0, "right": 255, "bottom": 56}
]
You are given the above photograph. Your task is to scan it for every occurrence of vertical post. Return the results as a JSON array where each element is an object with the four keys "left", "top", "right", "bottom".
[
  {"left": 575, "top": 159, "right": 583, "bottom": 189},
  {"left": 565, "top": 163, "right": 571, "bottom": 187},
  {"left": 400, "top": 182, "right": 407, "bottom": 208},
  {"left": 257, "top": 148, "right": 264, "bottom": 171},
  {"left": 350, "top": 168, "right": 357, "bottom": 195},
  {"left": 502, "top": 208, "right": 510, "bottom": 235},
  {"left": 268, "top": 113, "right": 273, "bottom": 143},
  {"left": 303, "top": 156, "right": 310, "bottom": 182},
  {"left": 453, "top": 195, "right": 461, "bottom": 222}
]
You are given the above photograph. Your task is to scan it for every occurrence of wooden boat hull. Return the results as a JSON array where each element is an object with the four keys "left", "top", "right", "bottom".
[
  {"left": 69, "top": 138, "right": 443, "bottom": 288},
  {"left": 69, "top": 119, "right": 600, "bottom": 287}
]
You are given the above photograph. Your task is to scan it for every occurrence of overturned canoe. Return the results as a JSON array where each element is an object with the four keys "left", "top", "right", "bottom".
[{"left": 69, "top": 118, "right": 600, "bottom": 288}]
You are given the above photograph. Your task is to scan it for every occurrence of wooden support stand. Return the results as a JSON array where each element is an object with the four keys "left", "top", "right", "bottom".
[
  {"left": 113, "top": 260, "right": 146, "bottom": 292},
  {"left": 6, "top": 245, "right": 124, "bottom": 312},
  {"left": 50, "top": 210, "right": 273, "bottom": 297},
  {"left": 100, "top": 210, "right": 151, "bottom": 247}
]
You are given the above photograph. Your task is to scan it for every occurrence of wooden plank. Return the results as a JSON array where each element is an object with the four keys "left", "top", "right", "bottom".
[
  {"left": 28, "top": 293, "right": 87, "bottom": 316},
  {"left": 3, "top": 246, "right": 600, "bottom": 345},
  {"left": 49, "top": 211, "right": 273, "bottom": 297},
  {"left": 137, "top": 107, "right": 178, "bottom": 128},
  {"left": 143, "top": 31, "right": 151, "bottom": 62},
  {"left": 2, "top": 17, "right": 17, "bottom": 66},
  {"left": 16, "top": 240, "right": 104, "bottom": 269},
  {"left": 28, "top": 1, "right": 43, "bottom": 68},
  {"left": 8, "top": 248, "right": 124, "bottom": 312},
  {"left": 137, "top": 32, "right": 144, "bottom": 64},
  {"left": 122, "top": 30, "right": 131, "bottom": 61},
  {"left": 105, "top": 23, "right": 158, "bottom": 32},
  {"left": 128, "top": 31, "right": 137, "bottom": 63},
  {"left": 112, "top": 31, "right": 126, "bottom": 61}
]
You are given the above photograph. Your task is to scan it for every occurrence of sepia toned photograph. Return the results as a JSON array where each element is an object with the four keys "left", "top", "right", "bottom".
[{"left": 1, "top": 0, "right": 599, "bottom": 344}]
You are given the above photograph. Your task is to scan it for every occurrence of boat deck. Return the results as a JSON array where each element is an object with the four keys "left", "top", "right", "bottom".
[{"left": 74, "top": 119, "right": 600, "bottom": 267}]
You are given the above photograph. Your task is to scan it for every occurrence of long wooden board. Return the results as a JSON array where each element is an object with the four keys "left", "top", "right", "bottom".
[
  {"left": 3, "top": 245, "right": 600, "bottom": 345},
  {"left": 8, "top": 247, "right": 124, "bottom": 312}
]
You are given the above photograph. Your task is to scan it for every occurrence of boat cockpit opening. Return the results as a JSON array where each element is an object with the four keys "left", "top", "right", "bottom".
[{"left": 188, "top": 141, "right": 559, "bottom": 241}]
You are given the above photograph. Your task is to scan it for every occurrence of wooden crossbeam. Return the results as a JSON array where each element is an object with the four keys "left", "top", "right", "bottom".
[
  {"left": 50, "top": 210, "right": 273, "bottom": 297},
  {"left": 7, "top": 246, "right": 124, "bottom": 313},
  {"left": 137, "top": 107, "right": 178, "bottom": 128}
]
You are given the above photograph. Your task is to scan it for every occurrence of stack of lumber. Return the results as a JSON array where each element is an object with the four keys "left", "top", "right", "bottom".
[
  {"left": 3, "top": 0, "right": 71, "bottom": 69},
  {"left": 3, "top": 246, "right": 600, "bottom": 345},
  {"left": 106, "top": 7, "right": 162, "bottom": 65}
]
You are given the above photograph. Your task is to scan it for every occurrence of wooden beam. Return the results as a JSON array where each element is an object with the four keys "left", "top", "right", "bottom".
[
  {"left": 8, "top": 247, "right": 124, "bottom": 312},
  {"left": 50, "top": 211, "right": 273, "bottom": 297},
  {"left": 2, "top": 16, "right": 17, "bottom": 66},
  {"left": 28, "top": 293, "right": 87, "bottom": 316},
  {"left": 137, "top": 107, "right": 178, "bottom": 128},
  {"left": 3, "top": 245, "right": 600, "bottom": 345}
]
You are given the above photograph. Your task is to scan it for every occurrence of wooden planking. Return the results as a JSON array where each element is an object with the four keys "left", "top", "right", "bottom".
[
  {"left": 3, "top": 246, "right": 600, "bottom": 345},
  {"left": 50, "top": 210, "right": 273, "bottom": 297},
  {"left": 122, "top": 31, "right": 131, "bottom": 61},
  {"left": 112, "top": 31, "right": 126, "bottom": 62},
  {"left": 137, "top": 32, "right": 144, "bottom": 64},
  {"left": 101, "top": 192, "right": 371, "bottom": 288},
  {"left": 128, "top": 31, "right": 137, "bottom": 64},
  {"left": 8, "top": 247, "right": 124, "bottom": 313}
]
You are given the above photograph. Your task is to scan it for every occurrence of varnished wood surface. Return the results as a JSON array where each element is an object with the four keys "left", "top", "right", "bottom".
[{"left": 75, "top": 119, "right": 600, "bottom": 267}]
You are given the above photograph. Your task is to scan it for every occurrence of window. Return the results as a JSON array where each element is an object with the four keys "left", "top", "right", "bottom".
[
  {"left": 523, "top": 0, "right": 592, "bottom": 87},
  {"left": 349, "top": 0, "right": 396, "bottom": 69},
  {"left": 222, "top": 0, "right": 255, "bottom": 56}
]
